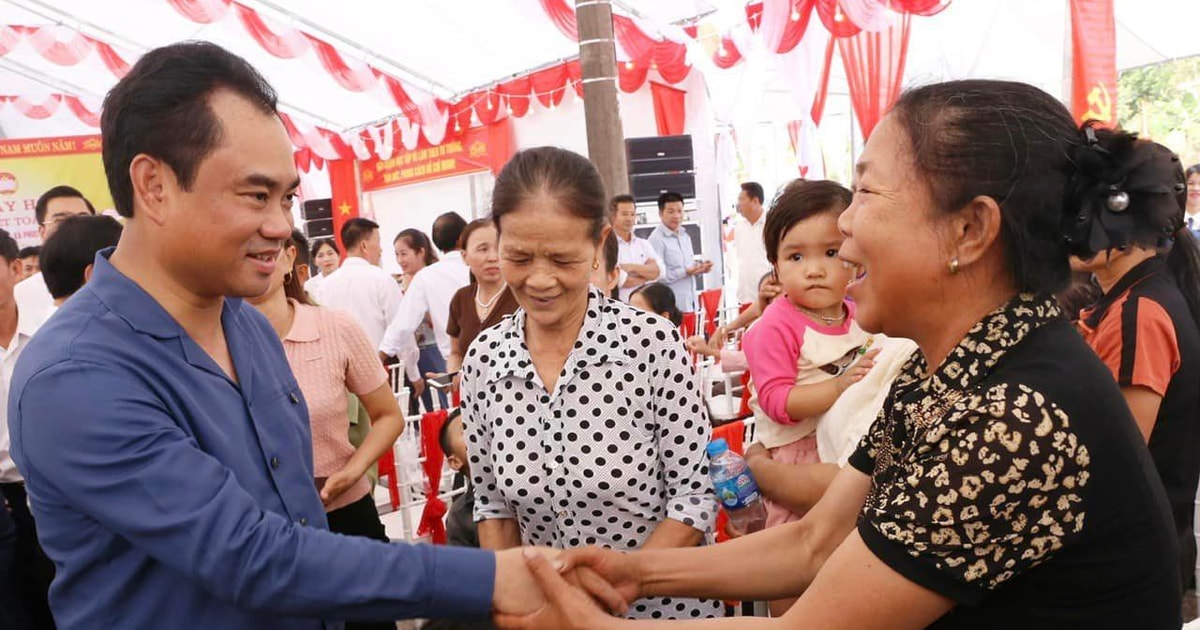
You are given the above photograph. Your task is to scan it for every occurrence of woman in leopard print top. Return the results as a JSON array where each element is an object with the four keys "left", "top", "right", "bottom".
[{"left": 496, "top": 80, "right": 1182, "bottom": 630}]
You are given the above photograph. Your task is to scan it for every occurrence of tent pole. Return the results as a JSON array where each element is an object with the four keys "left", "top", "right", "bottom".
[{"left": 576, "top": 0, "right": 629, "bottom": 199}]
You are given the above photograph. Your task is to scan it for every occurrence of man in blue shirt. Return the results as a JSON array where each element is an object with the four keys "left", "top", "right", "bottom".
[
  {"left": 647, "top": 192, "right": 711, "bottom": 313},
  {"left": 6, "top": 42, "right": 552, "bottom": 629}
]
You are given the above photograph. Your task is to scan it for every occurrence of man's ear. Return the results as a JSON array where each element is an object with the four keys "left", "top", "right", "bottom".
[{"left": 83, "top": 263, "right": 95, "bottom": 285}]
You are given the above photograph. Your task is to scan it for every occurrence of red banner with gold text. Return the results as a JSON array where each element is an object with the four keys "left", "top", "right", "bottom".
[
  {"left": 358, "top": 120, "right": 512, "bottom": 193},
  {"left": 1070, "top": 0, "right": 1118, "bottom": 127}
]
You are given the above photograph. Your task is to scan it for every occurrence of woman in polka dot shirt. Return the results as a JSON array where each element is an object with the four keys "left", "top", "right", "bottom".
[{"left": 460, "top": 147, "right": 723, "bottom": 621}]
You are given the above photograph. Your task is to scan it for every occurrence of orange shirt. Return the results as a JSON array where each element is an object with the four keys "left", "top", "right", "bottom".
[{"left": 283, "top": 300, "right": 388, "bottom": 512}]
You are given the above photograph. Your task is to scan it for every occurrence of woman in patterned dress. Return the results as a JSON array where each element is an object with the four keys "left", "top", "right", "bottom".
[{"left": 495, "top": 81, "right": 1183, "bottom": 630}]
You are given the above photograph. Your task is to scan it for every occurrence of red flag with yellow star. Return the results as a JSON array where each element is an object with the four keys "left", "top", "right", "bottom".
[
  {"left": 1070, "top": 0, "right": 1117, "bottom": 127},
  {"left": 328, "top": 158, "right": 359, "bottom": 254}
]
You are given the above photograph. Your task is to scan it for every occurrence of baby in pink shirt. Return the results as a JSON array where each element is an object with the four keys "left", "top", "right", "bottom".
[{"left": 741, "top": 180, "right": 879, "bottom": 530}]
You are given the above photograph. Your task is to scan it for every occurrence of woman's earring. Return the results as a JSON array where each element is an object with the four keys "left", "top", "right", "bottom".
[
  {"left": 284, "top": 272, "right": 293, "bottom": 283},
  {"left": 592, "top": 260, "right": 600, "bottom": 270},
  {"left": 948, "top": 258, "right": 960, "bottom": 275}
]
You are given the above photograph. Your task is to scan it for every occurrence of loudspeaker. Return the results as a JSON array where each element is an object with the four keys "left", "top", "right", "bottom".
[
  {"left": 626, "top": 135, "right": 694, "bottom": 175},
  {"left": 305, "top": 218, "right": 334, "bottom": 238},
  {"left": 302, "top": 198, "right": 332, "bottom": 221},
  {"left": 630, "top": 172, "right": 696, "bottom": 203}
]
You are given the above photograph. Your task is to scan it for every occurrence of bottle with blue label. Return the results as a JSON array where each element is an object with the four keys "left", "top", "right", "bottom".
[{"left": 706, "top": 438, "right": 767, "bottom": 535}]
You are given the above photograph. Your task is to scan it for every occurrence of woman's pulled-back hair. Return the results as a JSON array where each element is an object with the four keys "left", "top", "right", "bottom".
[
  {"left": 491, "top": 147, "right": 607, "bottom": 242},
  {"left": 394, "top": 229, "right": 438, "bottom": 267},
  {"left": 763, "top": 179, "right": 852, "bottom": 265},
  {"left": 631, "top": 283, "right": 683, "bottom": 327},
  {"left": 890, "top": 79, "right": 1082, "bottom": 294}
]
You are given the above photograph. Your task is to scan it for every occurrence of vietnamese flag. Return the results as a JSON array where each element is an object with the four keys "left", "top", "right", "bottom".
[{"left": 328, "top": 158, "right": 359, "bottom": 254}]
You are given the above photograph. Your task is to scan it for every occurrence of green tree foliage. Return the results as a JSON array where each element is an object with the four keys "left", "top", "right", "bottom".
[{"left": 1119, "top": 57, "right": 1200, "bottom": 166}]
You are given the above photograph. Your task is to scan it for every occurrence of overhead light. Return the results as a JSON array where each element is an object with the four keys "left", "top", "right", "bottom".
[
  {"left": 625, "top": 61, "right": 635, "bottom": 70},
  {"left": 791, "top": 9, "right": 801, "bottom": 21}
]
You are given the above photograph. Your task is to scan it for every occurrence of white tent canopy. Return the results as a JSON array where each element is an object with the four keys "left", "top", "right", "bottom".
[{"left": 0, "top": 0, "right": 1196, "bottom": 142}]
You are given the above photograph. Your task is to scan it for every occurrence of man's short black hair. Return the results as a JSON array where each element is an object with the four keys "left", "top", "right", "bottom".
[
  {"left": 609, "top": 194, "right": 636, "bottom": 214},
  {"left": 0, "top": 229, "right": 17, "bottom": 263},
  {"left": 18, "top": 246, "right": 40, "bottom": 260},
  {"left": 340, "top": 217, "right": 379, "bottom": 252},
  {"left": 657, "top": 191, "right": 684, "bottom": 212},
  {"left": 101, "top": 41, "right": 278, "bottom": 218},
  {"left": 35, "top": 186, "right": 96, "bottom": 225},
  {"left": 39, "top": 216, "right": 123, "bottom": 300},
  {"left": 431, "top": 212, "right": 468, "bottom": 253},
  {"left": 741, "top": 182, "right": 765, "bottom": 204},
  {"left": 438, "top": 407, "right": 463, "bottom": 456}
]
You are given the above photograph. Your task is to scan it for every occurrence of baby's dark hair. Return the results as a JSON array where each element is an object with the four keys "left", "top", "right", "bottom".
[
  {"left": 437, "top": 408, "right": 463, "bottom": 456},
  {"left": 763, "top": 179, "right": 852, "bottom": 264}
]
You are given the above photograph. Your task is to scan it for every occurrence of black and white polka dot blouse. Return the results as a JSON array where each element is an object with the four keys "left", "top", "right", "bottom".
[{"left": 461, "top": 287, "right": 723, "bottom": 620}]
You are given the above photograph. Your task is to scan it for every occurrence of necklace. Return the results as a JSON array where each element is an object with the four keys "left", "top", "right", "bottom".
[
  {"left": 475, "top": 283, "right": 508, "bottom": 313},
  {"left": 793, "top": 302, "right": 845, "bottom": 326}
]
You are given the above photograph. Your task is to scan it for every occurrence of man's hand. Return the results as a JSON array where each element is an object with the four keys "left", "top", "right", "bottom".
[
  {"left": 835, "top": 347, "right": 881, "bottom": 393},
  {"left": 495, "top": 549, "right": 625, "bottom": 630},
  {"left": 494, "top": 548, "right": 629, "bottom": 622},
  {"left": 410, "top": 378, "right": 426, "bottom": 399}
]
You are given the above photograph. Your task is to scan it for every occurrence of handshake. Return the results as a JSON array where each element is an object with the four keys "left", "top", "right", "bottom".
[{"left": 492, "top": 546, "right": 642, "bottom": 630}]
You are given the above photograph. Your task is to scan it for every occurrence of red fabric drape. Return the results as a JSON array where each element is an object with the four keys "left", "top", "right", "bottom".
[
  {"left": 566, "top": 60, "right": 584, "bottom": 97},
  {"left": 892, "top": 0, "right": 952, "bottom": 16},
  {"left": 498, "top": 77, "right": 532, "bottom": 118},
  {"left": 712, "top": 35, "right": 743, "bottom": 69},
  {"left": 64, "top": 96, "right": 100, "bottom": 127},
  {"left": 328, "top": 159, "right": 359, "bottom": 253},
  {"left": 815, "top": 0, "right": 862, "bottom": 38},
  {"left": 164, "top": 0, "right": 231, "bottom": 23},
  {"left": 303, "top": 35, "right": 377, "bottom": 92},
  {"left": 1069, "top": 0, "right": 1118, "bottom": 126},
  {"left": 531, "top": 63, "right": 569, "bottom": 108},
  {"left": 810, "top": 36, "right": 836, "bottom": 125},
  {"left": 23, "top": 26, "right": 92, "bottom": 65},
  {"left": 838, "top": 13, "right": 911, "bottom": 140},
  {"left": 487, "top": 119, "right": 514, "bottom": 176},
  {"left": 762, "top": 0, "right": 815, "bottom": 53},
  {"left": 473, "top": 91, "right": 507, "bottom": 126},
  {"left": 416, "top": 410, "right": 449, "bottom": 545},
  {"left": 233, "top": 4, "right": 308, "bottom": 58},
  {"left": 9, "top": 95, "right": 60, "bottom": 119},
  {"left": 539, "top": 0, "right": 578, "bottom": 40},
  {"left": 650, "top": 82, "right": 686, "bottom": 136}
]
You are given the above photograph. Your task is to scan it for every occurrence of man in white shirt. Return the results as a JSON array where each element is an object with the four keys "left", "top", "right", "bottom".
[
  {"left": 609, "top": 194, "right": 663, "bottom": 301},
  {"left": 15, "top": 186, "right": 97, "bottom": 331},
  {"left": 311, "top": 217, "right": 401, "bottom": 350},
  {"left": 648, "top": 192, "right": 710, "bottom": 313},
  {"left": 733, "top": 181, "right": 771, "bottom": 307},
  {"left": 380, "top": 212, "right": 470, "bottom": 391},
  {"left": 0, "top": 228, "right": 52, "bottom": 627}
]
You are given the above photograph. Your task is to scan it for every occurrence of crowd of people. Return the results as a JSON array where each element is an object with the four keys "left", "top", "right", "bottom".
[{"left": 1, "top": 40, "right": 1199, "bottom": 630}]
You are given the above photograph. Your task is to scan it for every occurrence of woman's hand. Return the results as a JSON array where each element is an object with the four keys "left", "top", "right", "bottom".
[
  {"left": 494, "top": 549, "right": 626, "bottom": 630},
  {"left": 557, "top": 546, "right": 645, "bottom": 606},
  {"left": 835, "top": 347, "right": 881, "bottom": 393},
  {"left": 319, "top": 465, "right": 364, "bottom": 506},
  {"left": 686, "top": 335, "right": 719, "bottom": 358},
  {"left": 757, "top": 278, "right": 783, "bottom": 310}
]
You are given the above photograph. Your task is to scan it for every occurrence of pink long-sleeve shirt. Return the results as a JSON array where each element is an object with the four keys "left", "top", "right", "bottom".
[{"left": 741, "top": 298, "right": 871, "bottom": 448}]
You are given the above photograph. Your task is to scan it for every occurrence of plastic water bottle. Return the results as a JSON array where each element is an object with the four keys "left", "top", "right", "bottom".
[{"left": 706, "top": 438, "right": 767, "bottom": 535}]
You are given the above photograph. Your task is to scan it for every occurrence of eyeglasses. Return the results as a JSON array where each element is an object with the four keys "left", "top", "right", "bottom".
[{"left": 41, "top": 212, "right": 92, "bottom": 226}]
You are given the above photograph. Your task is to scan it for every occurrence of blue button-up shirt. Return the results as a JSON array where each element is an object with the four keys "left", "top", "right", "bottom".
[
  {"left": 647, "top": 224, "right": 697, "bottom": 312},
  {"left": 8, "top": 250, "right": 494, "bottom": 629}
]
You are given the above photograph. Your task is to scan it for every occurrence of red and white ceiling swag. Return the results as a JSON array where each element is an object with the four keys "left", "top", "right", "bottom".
[
  {"left": 0, "top": 94, "right": 101, "bottom": 127},
  {"left": 839, "top": 11, "right": 913, "bottom": 139},
  {"left": 0, "top": 25, "right": 130, "bottom": 76}
]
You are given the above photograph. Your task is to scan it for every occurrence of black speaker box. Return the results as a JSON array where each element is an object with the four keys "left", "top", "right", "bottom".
[
  {"left": 630, "top": 172, "right": 696, "bottom": 203},
  {"left": 302, "top": 198, "right": 332, "bottom": 221},
  {"left": 305, "top": 218, "right": 334, "bottom": 238}
]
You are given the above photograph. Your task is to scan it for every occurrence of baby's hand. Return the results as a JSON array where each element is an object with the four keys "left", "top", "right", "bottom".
[
  {"left": 686, "top": 335, "right": 718, "bottom": 357},
  {"left": 836, "top": 347, "right": 881, "bottom": 393}
]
